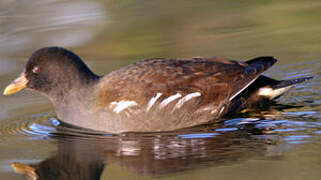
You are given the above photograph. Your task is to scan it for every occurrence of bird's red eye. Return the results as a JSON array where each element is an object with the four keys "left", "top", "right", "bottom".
[{"left": 32, "top": 66, "right": 41, "bottom": 74}]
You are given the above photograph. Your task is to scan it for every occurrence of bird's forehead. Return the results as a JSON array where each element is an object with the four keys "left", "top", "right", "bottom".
[
  {"left": 26, "top": 59, "right": 36, "bottom": 69},
  {"left": 27, "top": 53, "right": 59, "bottom": 66}
]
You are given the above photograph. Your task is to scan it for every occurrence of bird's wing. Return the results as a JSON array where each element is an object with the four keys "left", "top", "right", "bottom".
[{"left": 96, "top": 57, "right": 277, "bottom": 108}]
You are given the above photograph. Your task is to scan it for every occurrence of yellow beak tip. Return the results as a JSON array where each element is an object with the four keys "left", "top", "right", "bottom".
[
  {"left": 3, "top": 87, "right": 13, "bottom": 95},
  {"left": 3, "top": 73, "right": 28, "bottom": 95},
  {"left": 3, "top": 90, "right": 8, "bottom": 96},
  {"left": 3, "top": 85, "right": 24, "bottom": 96}
]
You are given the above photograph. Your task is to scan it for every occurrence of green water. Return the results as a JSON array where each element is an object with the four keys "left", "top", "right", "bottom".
[{"left": 0, "top": 0, "right": 320, "bottom": 179}]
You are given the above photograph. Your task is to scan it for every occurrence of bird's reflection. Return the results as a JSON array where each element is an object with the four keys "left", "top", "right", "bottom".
[{"left": 12, "top": 122, "right": 278, "bottom": 180}]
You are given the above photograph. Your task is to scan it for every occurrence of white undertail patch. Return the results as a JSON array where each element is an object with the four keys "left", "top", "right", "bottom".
[
  {"left": 110, "top": 100, "right": 138, "bottom": 113},
  {"left": 146, "top": 93, "right": 163, "bottom": 111},
  {"left": 173, "top": 92, "right": 201, "bottom": 110},
  {"left": 258, "top": 86, "right": 292, "bottom": 99},
  {"left": 159, "top": 93, "right": 182, "bottom": 109}
]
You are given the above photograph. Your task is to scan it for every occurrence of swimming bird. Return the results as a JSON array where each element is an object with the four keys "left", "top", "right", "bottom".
[{"left": 3, "top": 47, "right": 312, "bottom": 133}]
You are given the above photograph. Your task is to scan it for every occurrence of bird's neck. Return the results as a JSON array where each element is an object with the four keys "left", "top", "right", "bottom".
[{"left": 48, "top": 74, "right": 100, "bottom": 106}]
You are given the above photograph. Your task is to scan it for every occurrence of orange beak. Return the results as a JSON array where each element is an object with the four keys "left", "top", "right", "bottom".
[{"left": 3, "top": 72, "right": 28, "bottom": 95}]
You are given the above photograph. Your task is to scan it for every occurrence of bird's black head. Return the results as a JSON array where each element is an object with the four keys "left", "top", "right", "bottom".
[{"left": 4, "top": 47, "right": 98, "bottom": 97}]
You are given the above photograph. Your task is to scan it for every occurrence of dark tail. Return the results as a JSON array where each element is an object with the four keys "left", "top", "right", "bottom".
[{"left": 272, "top": 76, "right": 313, "bottom": 89}]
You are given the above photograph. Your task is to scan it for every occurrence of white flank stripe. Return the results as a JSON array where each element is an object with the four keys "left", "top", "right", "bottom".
[
  {"left": 174, "top": 92, "right": 201, "bottom": 110},
  {"left": 110, "top": 100, "right": 138, "bottom": 113},
  {"left": 146, "top": 93, "right": 162, "bottom": 111},
  {"left": 219, "top": 106, "right": 225, "bottom": 115},
  {"left": 159, "top": 93, "right": 182, "bottom": 109}
]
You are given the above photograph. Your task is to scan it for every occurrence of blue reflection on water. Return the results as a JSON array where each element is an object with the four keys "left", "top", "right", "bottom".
[
  {"left": 215, "top": 127, "right": 238, "bottom": 132},
  {"left": 283, "top": 111, "right": 316, "bottom": 116},
  {"left": 178, "top": 133, "right": 220, "bottom": 139},
  {"left": 28, "top": 123, "right": 55, "bottom": 135},
  {"left": 283, "top": 135, "right": 311, "bottom": 141},
  {"left": 224, "top": 118, "right": 259, "bottom": 126},
  {"left": 51, "top": 118, "right": 60, "bottom": 126},
  {"left": 273, "top": 128, "right": 305, "bottom": 132},
  {"left": 283, "top": 135, "right": 312, "bottom": 144},
  {"left": 313, "top": 130, "right": 321, "bottom": 134}
]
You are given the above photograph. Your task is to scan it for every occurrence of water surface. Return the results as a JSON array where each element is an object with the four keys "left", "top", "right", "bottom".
[{"left": 0, "top": 0, "right": 320, "bottom": 180}]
